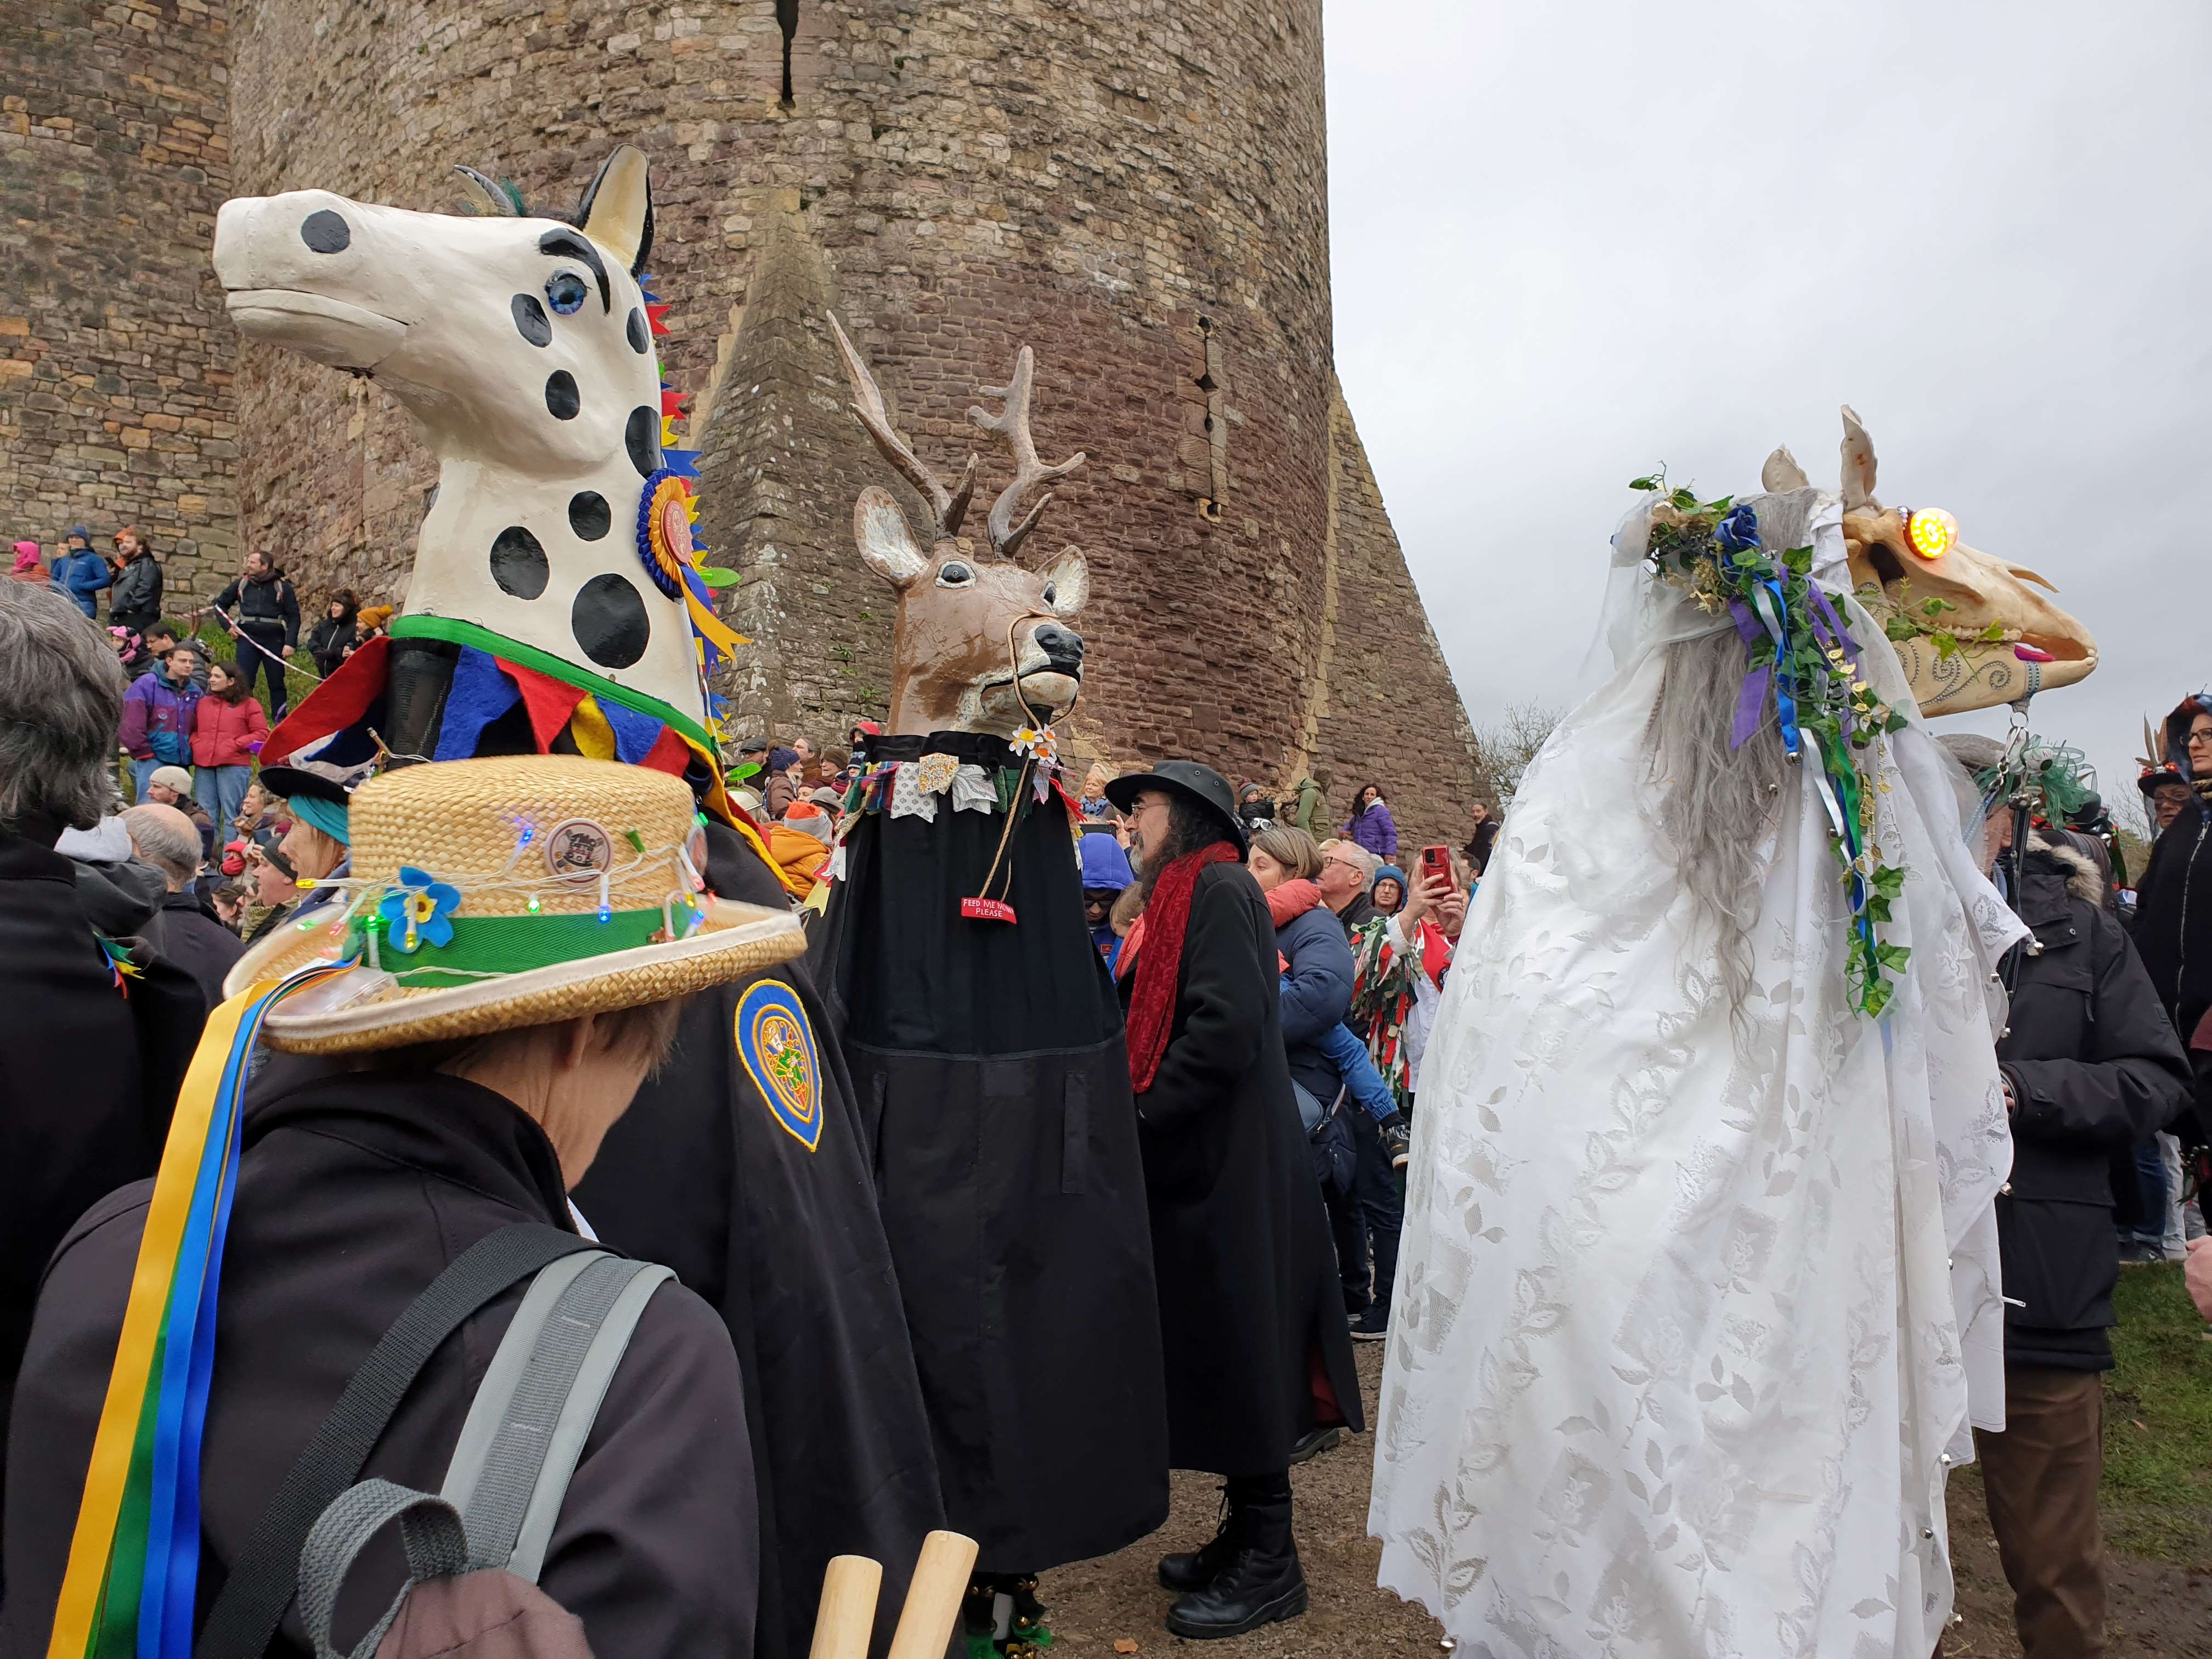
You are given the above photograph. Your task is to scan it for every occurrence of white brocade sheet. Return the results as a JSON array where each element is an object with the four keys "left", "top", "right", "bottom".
[{"left": 1370, "top": 632, "right": 2024, "bottom": 1659}]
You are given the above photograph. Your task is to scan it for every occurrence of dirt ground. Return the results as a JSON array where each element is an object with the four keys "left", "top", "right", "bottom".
[{"left": 1037, "top": 1346, "right": 2212, "bottom": 1657}]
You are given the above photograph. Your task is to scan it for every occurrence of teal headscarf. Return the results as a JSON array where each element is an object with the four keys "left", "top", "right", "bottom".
[{"left": 287, "top": 791, "right": 350, "bottom": 846}]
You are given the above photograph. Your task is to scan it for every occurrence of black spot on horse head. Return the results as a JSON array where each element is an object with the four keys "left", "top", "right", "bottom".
[
  {"left": 489, "top": 526, "right": 550, "bottom": 600},
  {"left": 625, "top": 406, "right": 661, "bottom": 477},
  {"left": 568, "top": 491, "right": 612, "bottom": 541},
  {"left": 300, "top": 210, "right": 351, "bottom": 253},
  {"left": 545, "top": 371, "right": 580, "bottom": 421},
  {"left": 627, "top": 308, "right": 650, "bottom": 355},
  {"left": 572, "top": 573, "right": 650, "bottom": 668},
  {"left": 511, "top": 294, "right": 551, "bottom": 348}
]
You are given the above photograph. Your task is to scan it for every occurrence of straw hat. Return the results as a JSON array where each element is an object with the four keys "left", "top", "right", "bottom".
[{"left": 228, "top": 754, "right": 803, "bottom": 1053}]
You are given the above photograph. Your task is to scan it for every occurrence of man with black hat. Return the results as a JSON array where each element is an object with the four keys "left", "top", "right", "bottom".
[{"left": 1107, "top": 759, "right": 1362, "bottom": 1643}]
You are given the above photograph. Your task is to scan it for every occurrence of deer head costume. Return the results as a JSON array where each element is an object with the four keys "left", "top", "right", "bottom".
[
  {"left": 827, "top": 315, "right": 1091, "bottom": 737},
  {"left": 1763, "top": 408, "right": 2097, "bottom": 716}
]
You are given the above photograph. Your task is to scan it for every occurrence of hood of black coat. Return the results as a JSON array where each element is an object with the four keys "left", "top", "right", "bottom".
[{"left": 69, "top": 854, "right": 167, "bottom": 935}]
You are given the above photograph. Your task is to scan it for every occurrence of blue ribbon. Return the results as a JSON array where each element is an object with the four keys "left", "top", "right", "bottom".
[{"left": 139, "top": 968, "right": 344, "bottom": 1658}]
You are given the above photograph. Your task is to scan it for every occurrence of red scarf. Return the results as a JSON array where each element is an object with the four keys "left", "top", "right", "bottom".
[{"left": 1125, "top": 840, "right": 1242, "bottom": 1093}]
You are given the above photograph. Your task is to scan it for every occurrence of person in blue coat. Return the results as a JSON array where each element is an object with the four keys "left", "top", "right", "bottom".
[{"left": 49, "top": 527, "right": 110, "bottom": 620}]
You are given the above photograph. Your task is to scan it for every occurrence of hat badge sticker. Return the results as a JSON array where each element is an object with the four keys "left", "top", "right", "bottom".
[{"left": 736, "top": 978, "right": 822, "bottom": 1152}]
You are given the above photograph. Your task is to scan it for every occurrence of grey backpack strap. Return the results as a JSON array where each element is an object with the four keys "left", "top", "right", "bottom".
[
  {"left": 438, "top": 1250, "right": 606, "bottom": 1517},
  {"left": 440, "top": 1254, "right": 675, "bottom": 1583},
  {"left": 296, "top": 1479, "right": 470, "bottom": 1659}
]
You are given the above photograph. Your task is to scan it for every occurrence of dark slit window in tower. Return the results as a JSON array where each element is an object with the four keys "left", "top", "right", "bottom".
[{"left": 777, "top": 0, "right": 798, "bottom": 106}]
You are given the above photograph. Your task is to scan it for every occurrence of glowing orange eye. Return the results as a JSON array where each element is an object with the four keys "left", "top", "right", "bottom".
[{"left": 1905, "top": 507, "right": 1957, "bottom": 560}]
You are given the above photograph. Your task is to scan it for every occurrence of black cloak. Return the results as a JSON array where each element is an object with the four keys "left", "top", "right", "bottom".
[
  {"left": 1122, "top": 859, "right": 1363, "bottom": 1475},
  {"left": 812, "top": 731, "right": 1168, "bottom": 1573},
  {"left": 575, "top": 823, "right": 945, "bottom": 1659}
]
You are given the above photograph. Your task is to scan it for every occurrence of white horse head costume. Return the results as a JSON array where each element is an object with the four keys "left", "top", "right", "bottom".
[{"left": 214, "top": 148, "right": 738, "bottom": 769}]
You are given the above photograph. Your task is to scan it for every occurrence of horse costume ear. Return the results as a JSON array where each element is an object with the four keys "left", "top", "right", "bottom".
[
  {"left": 577, "top": 145, "right": 654, "bottom": 275},
  {"left": 1760, "top": 445, "right": 1809, "bottom": 492},
  {"left": 1839, "top": 404, "right": 1878, "bottom": 511}
]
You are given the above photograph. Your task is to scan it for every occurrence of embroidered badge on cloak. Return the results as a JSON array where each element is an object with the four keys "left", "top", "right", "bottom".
[{"left": 735, "top": 979, "right": 823, "bottom": 1152}]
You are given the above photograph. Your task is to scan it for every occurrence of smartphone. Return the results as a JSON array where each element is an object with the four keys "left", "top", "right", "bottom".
[{"left": 1420, "top": 844, "right": 1452, "bottom": 881}]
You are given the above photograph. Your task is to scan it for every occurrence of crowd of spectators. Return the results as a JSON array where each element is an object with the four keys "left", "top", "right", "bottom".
[{"left": 4, "top": 540, "right": 2209, "bottom": 1658}]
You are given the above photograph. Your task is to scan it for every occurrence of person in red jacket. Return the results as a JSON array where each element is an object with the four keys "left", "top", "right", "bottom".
[{"left": 188, "top": 659, "right": 268, "bottom": 827}]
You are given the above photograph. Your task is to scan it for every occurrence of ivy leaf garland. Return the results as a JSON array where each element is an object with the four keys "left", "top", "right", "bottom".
[
  {"left": 1872, "top": 579, "right": 2011, "bottom": 661},
  {"left": 1630, "top": 472, "right": 1911, "bottom": 1018}
]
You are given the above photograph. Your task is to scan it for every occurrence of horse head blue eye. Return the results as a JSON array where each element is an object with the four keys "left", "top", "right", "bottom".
[{"left": 545, "top": 271, "right": 589, "bottom": 315}]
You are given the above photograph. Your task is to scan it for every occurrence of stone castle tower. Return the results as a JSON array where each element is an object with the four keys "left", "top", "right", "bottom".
[{"left": 3, "top": 1, "right": 1481, "bottom": 846}]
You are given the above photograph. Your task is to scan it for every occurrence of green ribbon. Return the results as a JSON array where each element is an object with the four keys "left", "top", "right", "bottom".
[{"left": 353, "top": 906, "right": 672, "bottom": 989}]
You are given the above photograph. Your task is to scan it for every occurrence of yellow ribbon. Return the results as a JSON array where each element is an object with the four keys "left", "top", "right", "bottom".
[
  {"left": 46, "top": 982, "right": 278, "bottom": 1658},
  {"left": 680, "top": 584, "right": 747, "bottom": 659}
]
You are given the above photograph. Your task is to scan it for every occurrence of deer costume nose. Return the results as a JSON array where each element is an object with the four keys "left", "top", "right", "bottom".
[{"left": 1032, "top": 623, "right": 1083, "bottom": 662}]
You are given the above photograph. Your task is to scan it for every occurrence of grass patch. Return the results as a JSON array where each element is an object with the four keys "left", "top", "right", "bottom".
[
  {"left": 2101, "top": 1261, "right": 2212, "bottom": 1567},
  {"left": 183, "top": 617, "right": 321, "bottom": 714}
]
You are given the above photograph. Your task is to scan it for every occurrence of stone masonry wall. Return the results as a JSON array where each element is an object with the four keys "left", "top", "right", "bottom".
[{"left": 1, "top": 0, "right": 239, "bottom": 604}]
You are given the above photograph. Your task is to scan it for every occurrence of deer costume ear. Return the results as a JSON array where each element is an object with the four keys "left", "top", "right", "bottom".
[
  {"left": 1041, "top": 546, "right": 1088, "bottom": 616},
  {"left": 576, "top": 145, "right": 654, "bottom": 276},
  {"left": 1760, "top": 445, "right": 1809, "bottom": 492},
  {"left": 854, "top": 486, "right": 928, "bottom": 590},
  {"left": 1839, "top": 405, "right": 1878, "bottom": 511}
]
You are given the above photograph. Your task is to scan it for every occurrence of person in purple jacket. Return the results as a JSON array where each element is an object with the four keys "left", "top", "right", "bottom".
[
  {"left": 1341, "top": 783, "right": 1397, "bottom": 862},
  {"left": 116, "top": 643, "right": 203, "bottom": 803}
]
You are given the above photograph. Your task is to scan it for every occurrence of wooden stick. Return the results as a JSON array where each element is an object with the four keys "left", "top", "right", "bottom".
[
  {"left": 885, "top": 1530, "right": 981, "bottom": 1659},
  {"left": 807, "top": 1555, "right": 883, "bottom": 1659}
]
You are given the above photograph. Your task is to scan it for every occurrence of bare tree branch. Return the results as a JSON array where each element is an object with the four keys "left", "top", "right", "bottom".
[{"left": 1470, "top": 699, "right": 1564, "bottom": 808}]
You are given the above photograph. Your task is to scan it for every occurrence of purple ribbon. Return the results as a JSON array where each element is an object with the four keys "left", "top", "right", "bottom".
[{"left": 1726, "top": 599, "right": 1773, "bottom": 751}]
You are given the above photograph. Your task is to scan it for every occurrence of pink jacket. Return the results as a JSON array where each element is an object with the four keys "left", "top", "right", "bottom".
[{"left": 190, "top": 692, "right": 269, "bottom": 769}]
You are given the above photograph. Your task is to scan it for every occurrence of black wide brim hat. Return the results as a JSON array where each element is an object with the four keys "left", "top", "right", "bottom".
[
  {"left": 1105, "top": 759, "right": 1247, "bottom": 854},
  {"left": 256, "top": 757, "right": 368, "bottom": 808}
]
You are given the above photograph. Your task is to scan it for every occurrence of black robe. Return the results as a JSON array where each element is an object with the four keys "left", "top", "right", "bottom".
[
  {"left": 1122, "top": 860, "right": 1363, "bottom": 1476},
  {"left": 812, "top": 731, "right": 1168, "bottom": 1572},
  {"left": 0, "top": 831, "right": 202, "bottom": 1579},
  {"left": 575, "top": 823, "right": 944, "bottom": 1659}
]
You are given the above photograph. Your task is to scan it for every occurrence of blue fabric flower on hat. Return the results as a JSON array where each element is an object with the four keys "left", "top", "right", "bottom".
[
  {"left": 1715, "top": 503, "right": 1760, "bottom": 554},
  {"left": 378, "top": 865, "right": 460, "bottom": 953}
]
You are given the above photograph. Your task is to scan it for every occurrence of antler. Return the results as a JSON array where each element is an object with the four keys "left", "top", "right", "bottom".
[
  {"left": 827, "top": 313, "right": 978, "bottom": 540},
  {"left": 969, "top": 346, "right": 1085, "bottom": 557}
]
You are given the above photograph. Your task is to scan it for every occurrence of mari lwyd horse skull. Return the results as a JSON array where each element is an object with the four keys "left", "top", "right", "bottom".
[
  {"left": 828, "top": 315, "right": 1091, "bottom": 737},
  {"left": 211, "top": 149, "right": 715, "bottom": 729},
  {"left": 1763, "top": 408, "right": 2097, "bottom": 716}
]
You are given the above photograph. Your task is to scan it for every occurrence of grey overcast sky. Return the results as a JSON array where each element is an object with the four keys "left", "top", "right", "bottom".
[{"left": 1324, "top": 0, "right": 2211, "bottom": 827}]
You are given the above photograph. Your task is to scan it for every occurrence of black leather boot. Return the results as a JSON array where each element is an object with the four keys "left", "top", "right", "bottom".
[
  {"left": 1156, "top": 1485, "right": 1241, "bottom": 1592},
  {"left": 1164, "top": 1487, "right": 1306, "bottom": 1639}
]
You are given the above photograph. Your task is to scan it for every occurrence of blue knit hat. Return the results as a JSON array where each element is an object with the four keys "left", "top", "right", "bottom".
[
  {"left": 1373, "top": 864, "right": 1408, "bottom": 896},
  {"left": 1079, "top": 833, "right": 1135, "bottom": 893}
]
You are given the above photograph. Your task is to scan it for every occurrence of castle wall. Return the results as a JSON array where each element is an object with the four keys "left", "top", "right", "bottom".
[
  {"left": 1, "top": 0, "right": 238, "bottom": 599},
  {"left": 206, "top": 0, "right": 1481, "bottom": 848}
]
